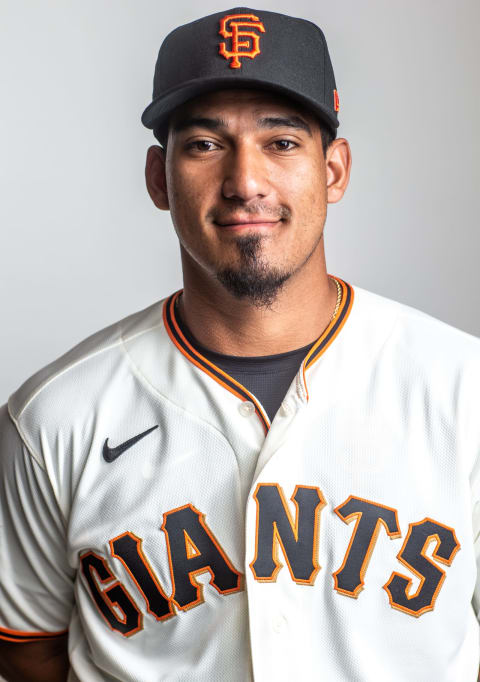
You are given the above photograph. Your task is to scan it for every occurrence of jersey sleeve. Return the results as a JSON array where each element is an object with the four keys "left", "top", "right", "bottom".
[{"left": 0, "top": 403, "right": 75, "bottom": 642}]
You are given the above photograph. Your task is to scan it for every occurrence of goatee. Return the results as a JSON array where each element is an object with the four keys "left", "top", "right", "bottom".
[{"left": 216, "top": 234, "right": 291, "bottom": 309}]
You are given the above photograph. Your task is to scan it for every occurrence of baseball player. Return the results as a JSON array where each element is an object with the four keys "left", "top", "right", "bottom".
[{"left": 1, "top": 6, "right": 480, "bottom": 682}]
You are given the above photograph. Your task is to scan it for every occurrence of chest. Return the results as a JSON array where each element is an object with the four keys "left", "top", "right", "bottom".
[{"left": 68, "top": 391, "right": 472, "bottom": 630}]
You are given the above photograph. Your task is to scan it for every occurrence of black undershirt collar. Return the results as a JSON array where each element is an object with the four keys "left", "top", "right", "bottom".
[{"left": 174, "top": 301, "right": 316, "bottom": 422}]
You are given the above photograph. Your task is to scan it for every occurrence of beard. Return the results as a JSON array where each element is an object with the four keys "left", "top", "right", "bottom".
[{"left": 216, "top": 233, "right": 292, "bottom": 309}]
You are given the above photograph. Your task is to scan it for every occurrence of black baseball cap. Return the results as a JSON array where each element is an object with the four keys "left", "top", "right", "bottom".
[{"left": 141, "top": 7, "right": 340, "bottom": 139}]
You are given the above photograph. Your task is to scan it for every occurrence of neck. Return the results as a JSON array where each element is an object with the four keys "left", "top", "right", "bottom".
[{"left": 178, "top": 245, "right": 339, "bottom": 357}]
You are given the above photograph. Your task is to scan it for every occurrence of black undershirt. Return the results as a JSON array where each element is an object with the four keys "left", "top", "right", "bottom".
[{"left": 175, "top": 304, "right": 316, "bottom": 423}]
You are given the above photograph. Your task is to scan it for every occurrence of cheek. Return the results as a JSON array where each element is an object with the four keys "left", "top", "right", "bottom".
[
  {"left": 167, "top": 165, "right": 215, "bottom": 219},
  {"left": 301, "top": 158, "right": 326, "bottom": 199},
  {"left": 166, "top": 169, "right": 199, "bottom": 232},
  {"left": 165, "top": 167, "right": 220, "bottom": 263},
  {"left": 281, "top": 160, "right": 327, "bottom": 221}
]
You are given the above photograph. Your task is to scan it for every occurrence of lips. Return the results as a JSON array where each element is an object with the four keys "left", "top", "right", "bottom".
[{"left": 215, "top": 217, "right": 281, "bottom": 228}]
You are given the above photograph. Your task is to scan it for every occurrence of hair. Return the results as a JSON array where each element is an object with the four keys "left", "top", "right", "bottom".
[{"left": 153, "top": 114, "right": 335, "bottom": 157}]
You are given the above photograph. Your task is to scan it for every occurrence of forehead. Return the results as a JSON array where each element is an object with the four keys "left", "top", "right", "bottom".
[{"left": 170, "top": 88, "right": 316, "bottom": 124}]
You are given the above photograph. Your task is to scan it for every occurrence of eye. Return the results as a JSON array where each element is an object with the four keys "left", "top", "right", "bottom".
[
  {"left": 186, "top": 140, "right": 220, "bottom": 152},
  {"left": 269, "top": 139, "right": 298, "bottom": 152}
]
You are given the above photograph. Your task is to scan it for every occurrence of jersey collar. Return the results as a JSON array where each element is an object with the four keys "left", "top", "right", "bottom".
[{"left": 163, "top": 277, "right": 354, "bottom": 433}]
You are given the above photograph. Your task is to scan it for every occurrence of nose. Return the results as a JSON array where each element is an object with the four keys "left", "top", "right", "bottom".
[{"left": 221, "top": 142, "right": 270, "bottom": 202}]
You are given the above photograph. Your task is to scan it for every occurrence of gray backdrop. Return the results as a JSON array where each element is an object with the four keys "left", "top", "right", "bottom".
[{"left": 1, "top": 0, "right": 479, "bottom": 404}]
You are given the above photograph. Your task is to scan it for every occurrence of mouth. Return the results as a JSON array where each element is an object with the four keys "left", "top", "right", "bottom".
[{"left": 214, "top": 218, "right": 282, "bottom": 231}]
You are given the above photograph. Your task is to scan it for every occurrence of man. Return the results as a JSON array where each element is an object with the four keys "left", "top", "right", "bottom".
[{"left": 0, "top": 6, "right": 479, "bottom": 681}]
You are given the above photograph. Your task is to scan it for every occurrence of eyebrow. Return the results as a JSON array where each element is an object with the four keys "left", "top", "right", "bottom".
[
  {"left": 257, "top": 116, "right": 312, "bottom": 136},
  {"left": 172, "top": 114, "right": 312, "bottom": 136},
  {"left": 172, "top": 116, "right": 227, "bottom": 134}
]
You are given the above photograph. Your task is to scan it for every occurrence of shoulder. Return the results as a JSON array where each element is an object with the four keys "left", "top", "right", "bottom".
[
  {"left": 349, "top": 284, "right": 480, "bottom": 365},
  {"left": 7, "top": 297, "right": 170, "bottom": 456},
  {"left": 343, "top": 284, "right": 480, "bottom": 474},
  {"left": 344, "top": 285, "right": 480, "bottom": 436}
]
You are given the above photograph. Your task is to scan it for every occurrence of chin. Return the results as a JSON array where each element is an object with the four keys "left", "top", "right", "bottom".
[{"left": 215, "top": 263, "right": 292, "bottom": 309}]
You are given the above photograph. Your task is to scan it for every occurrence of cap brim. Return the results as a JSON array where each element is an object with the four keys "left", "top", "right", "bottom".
[{"left": 141, "top": 76, "right": 339, "bottom": 137}]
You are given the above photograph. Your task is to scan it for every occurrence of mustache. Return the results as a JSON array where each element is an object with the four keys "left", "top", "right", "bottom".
[{"left": 207, "top": 202, "right": 291, "bottom": 223}]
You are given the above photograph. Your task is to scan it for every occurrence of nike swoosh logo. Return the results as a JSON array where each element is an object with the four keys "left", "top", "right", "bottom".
[{"left": 103, "top": 425, "right": 159, "bottom": 463}]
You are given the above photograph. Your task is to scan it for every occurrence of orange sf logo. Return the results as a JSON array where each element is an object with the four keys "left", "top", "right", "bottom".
[{"left": 218, "top": 13, "right": 266, "bottom": 69}]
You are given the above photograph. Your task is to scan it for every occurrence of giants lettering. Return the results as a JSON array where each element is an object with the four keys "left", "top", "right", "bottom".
[
  {"left": 79, "top": 486, "right": 461, "bottom": 637},
  {"left": 110, "top": 532, "right": 174, "bottom": 621},
  {"left": 161, "top": 503, "right": 243, "bottom": 610},
  {"left": 332, "top": 496, "right": 401, "bottom": 597},
  {"left": 384, "top": 518, "right": 461, "bottom": 617},
  {"left": 80, "top": 551, "right": 142, "bottom": 637},
  {"left": 250, "top": 484, "right": 325, "bottom": 583}
]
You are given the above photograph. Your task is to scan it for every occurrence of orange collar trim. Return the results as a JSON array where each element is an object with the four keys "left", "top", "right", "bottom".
[
  {"left": 301, "top": 277, "right": 354, "bottom": 400},
  {"left": 163, "top": 292, "right": 270, "bottom": 434},
  {"left": 162, "top": 278, "right": 354, "bottom": 433}
]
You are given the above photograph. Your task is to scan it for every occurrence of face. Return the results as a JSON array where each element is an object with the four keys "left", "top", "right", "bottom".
[{"left": 146, "top": 89, "right": 350, "bottom": 308}]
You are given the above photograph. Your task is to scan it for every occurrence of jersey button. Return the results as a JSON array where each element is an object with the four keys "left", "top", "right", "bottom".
[
  {"left": 280, "top": 400, "right": 293, "bottom": 417},
  {"left": 238, "top": 401, "right": 255, "bottom": 417},
  {"left": 272, "top": 613, "right": 287, "bottom": 634}
]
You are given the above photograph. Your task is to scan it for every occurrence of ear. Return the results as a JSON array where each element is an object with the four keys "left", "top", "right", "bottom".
[
  {"left": 145, "top": 145, "right": 169, "bottom": 210},
  {"left": 325, "top": 138, "right": 352, "bottom": 204}
]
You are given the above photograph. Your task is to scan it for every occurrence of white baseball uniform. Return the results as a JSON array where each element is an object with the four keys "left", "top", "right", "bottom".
[{"left": 1, "top": 278, "right": 480, "bottom": 681}]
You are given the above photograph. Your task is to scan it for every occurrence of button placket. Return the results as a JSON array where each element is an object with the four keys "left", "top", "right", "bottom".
[{"left": 250, "top": 396, "right": 306, "bottom": 488}]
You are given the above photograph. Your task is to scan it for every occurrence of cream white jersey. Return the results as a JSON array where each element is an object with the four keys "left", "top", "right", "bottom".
[{"left": 1, "top": 278, "right": 480, "bottom": 681}]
